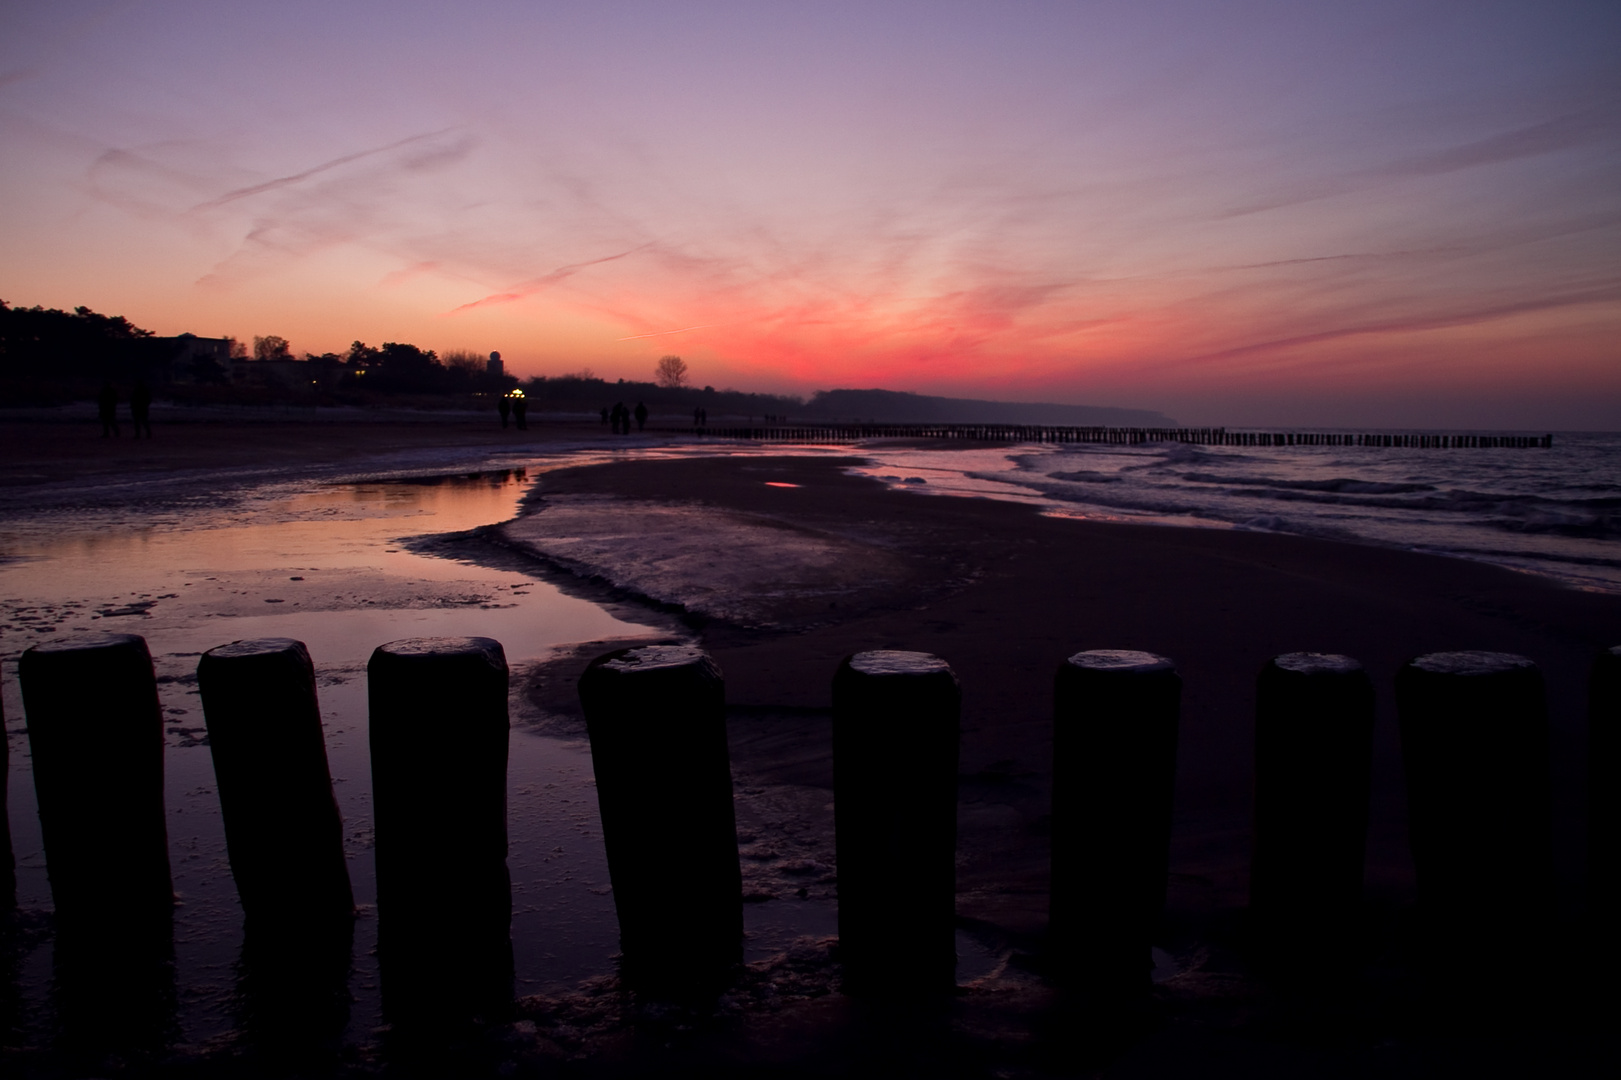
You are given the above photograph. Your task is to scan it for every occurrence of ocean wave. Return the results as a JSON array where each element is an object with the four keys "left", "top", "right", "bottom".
[
  {"left": 1485, "top": 513, "right": 1621, "bottom": 541},
  {"left": 1434, "top": 544, "right": 1621, "bottom": 570},
  {"left": 1178, "top": 473, "right": 1436, "bottom": 495},
  {"left": 1234, "top": 515, "right": 1361, "bottom": 542},
  {"left": 1010, "top": 479, "right": 1213, "bottom": 519},
  {"left": 896, "top": 434, "right": 1621, "bottom": 593}
]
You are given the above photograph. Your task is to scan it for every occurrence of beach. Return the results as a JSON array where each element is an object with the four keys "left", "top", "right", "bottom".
[
  {"left": 517, "top": 457, "right": 1612, "bottom": 876},
  {"left": 3, "top": 416, "right": 1618, "bottom": 1076},
  {"left": 508, "top": 450, "right": 1621, "bottom": 1075}
]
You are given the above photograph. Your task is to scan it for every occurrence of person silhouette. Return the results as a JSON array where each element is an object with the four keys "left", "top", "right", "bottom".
[
  {"left": 634, "top": 401, "right": 648, "bottom": 432},
  {"left": 612, "top": 401, "right": 628, "bottom": 434},
  {"left": 130, "top": 380, "right": 153, "bottom": 439},
  {"left": 498, "top": 395, "right": 511, "bottom": 429},
  {"left": 97, "top": 381, "right": 120, "bottom": 437},
  {"left": 512, "top": 395, "right": 528, "bottom": 430}
]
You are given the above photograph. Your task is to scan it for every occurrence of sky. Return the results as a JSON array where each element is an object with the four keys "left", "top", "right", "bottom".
[{"left": 1, "top": 1, "right": 1617, "bottom": 427}]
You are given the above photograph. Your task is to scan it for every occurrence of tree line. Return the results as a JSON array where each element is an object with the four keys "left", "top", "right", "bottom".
[{"left": 0, "top": 301, "right": 806, "bottom": 418}]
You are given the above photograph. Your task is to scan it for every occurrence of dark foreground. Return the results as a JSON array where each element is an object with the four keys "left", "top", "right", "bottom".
[
  {"left": 507, "top": 454, "right": 1620, "bottom": 1079},
  {"left": 2, "top": 431, "right": 1618, "bottom": 1077}
]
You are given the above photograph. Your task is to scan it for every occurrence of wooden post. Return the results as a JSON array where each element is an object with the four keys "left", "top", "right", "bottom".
[
  {"left": 197, "top": 638, "right": 354, "bottom": 933},
  {"left": 1590, "top": 647, "right": 1620, "bottom": 946},
  {"left": 1, "top": 681, "right": 13, "bottom": 909},
  {"left": 368, "top": 636, "right": 512, "bottom": 1023},
  {"left": 19, "top": 633, "right": 173, "bottom": 929},
  {"left": 1395, "top": 651, "right": 1551, "bottom": 984},
  {"left": 1250, "top": 653, "right": 1374, "bottom": 968},
  {"left": 578, "top": 644, "right": 741, "bottom": 996},
  {"left": 832, "top": 650, "right": 961, "bottom": 995},
  {"left": 1050, "top": 650, "right": 1181, "bottom": 999}
]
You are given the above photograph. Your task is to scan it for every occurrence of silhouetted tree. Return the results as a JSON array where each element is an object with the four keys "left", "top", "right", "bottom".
[
  {"left": 0, "top": 300, "right": 159, "bottom": 385},
  {"left": 655, "top": 354, "right": 689, "bottom": 388},
  {"left": 252, "top": 335, "right": 292, "bottom": 361}
]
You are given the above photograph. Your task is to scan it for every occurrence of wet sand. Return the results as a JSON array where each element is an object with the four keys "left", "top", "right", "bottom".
[
  {"left": 504, "top": 453, "right": 1621, "bottom": 1077},
  {"left": 0, "top": 413, "right": 603, "bottom": 508}
]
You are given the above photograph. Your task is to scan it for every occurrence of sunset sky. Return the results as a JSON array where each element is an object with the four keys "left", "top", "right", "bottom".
[{"left": 2, "top": 2, "right": 1617, "bottom": 427}]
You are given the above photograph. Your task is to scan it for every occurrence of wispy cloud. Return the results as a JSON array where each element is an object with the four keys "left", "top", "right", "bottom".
[
  {"left": 189, "top": 129, "right": 466, "bottom": 212},
  {"left": 1177, "top": 279, "right": 1621, "bottom": 367},
  {"left": 1384, "top": 105, "right": 1620, "bottom": 178},
  {"left": 448, "top": 244, "right": 656, "bottom": 312},
  {"left": 1217, "top": 99, "right": 1621, "bottom": 221},
  {"left": 615, "top": 324, "right": 713, "bottom": 341}
]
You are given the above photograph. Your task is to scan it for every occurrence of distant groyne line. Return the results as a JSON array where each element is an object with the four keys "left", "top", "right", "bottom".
[{"left": 660, "top": 424, "right": 1554, "bottom": 449}]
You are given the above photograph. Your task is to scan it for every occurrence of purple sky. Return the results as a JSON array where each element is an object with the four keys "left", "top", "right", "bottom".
[{"left": 2, "top": 1, "right": 1617, "bottom": 426}]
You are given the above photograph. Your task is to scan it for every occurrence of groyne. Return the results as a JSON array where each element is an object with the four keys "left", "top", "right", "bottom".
[
  {"left": 8, "top": 633, "right": 1612, "bottom": 1017},
  {"left": 660, "top": 423, "right": 1554, "bottom": 448}
]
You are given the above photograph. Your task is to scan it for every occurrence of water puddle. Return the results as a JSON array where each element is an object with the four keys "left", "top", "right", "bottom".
[{"left": 1, "top": 467, "right": 663, "bottom": 1048}]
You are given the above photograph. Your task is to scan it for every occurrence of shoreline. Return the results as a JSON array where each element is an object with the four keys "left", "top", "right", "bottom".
[
  {"left": 5, "top": 413, "right": 1613, "bottom": 597},
  {"left": 492, "top": 452, "right": 1620, "bottom": 1071}
]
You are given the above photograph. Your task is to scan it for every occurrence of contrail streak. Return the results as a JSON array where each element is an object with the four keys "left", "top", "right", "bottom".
[
  {"left": 191, "top": 129, "right": 457, "bottom": 211},
  {"left": 615, "top": 325, "right": 713, "bottom": 341}
]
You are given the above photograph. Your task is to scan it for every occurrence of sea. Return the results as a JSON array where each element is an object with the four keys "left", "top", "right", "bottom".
[{"left": 852, "top": 430, "right": 1621, "bottom": 595}]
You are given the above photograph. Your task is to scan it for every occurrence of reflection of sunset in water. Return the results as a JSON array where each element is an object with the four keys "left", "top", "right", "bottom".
[
  {"left": 0, "top": 468, "right": 661, "bottom": 663},
  {"left": 0, "top": 465, "right": 667, "bottom": 1048}
]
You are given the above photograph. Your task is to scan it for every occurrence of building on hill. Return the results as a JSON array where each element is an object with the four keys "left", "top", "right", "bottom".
[{"left": 154, "top": 334, "right": 235, "bottom": 384}]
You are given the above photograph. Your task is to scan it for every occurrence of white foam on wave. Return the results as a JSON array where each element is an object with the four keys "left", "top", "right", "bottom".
[{"left": 848, "top": 649, "right": 951, "bottom": 677}]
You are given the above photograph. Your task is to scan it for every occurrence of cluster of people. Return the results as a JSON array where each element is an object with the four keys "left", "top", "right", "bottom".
[
  {"left": 601, "top": 401, "right": 647, "bottom": 433},
  {"left": 496, "top": 392, "right": 528, "bottom": 430},
  {"left": 97, "top": 380, "right": 153, "bottom": 438},
  {"left": 692, "top": 407, "right": 709, "bottom": 427}
]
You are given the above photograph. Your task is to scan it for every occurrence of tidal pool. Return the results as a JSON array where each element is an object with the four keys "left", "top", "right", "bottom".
[{"left": 0, "top": 465, "right": 667, "bottom": 1049}]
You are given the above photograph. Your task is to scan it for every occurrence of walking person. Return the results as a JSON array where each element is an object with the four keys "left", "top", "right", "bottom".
[
  {"left": 498, "top": 394, "right": 511, "bottom": 429},
  {"left": 512, "top": 393, "right": 528, "bottom": 430},
  {"left": 97, "top": 381, "right": 120, "bottom": 438},
  {"left": 633, "top": 401, "right": 648, "bottom": 432},
  {"left": 130, "top": 380, "right": 153, "bottom": 439}
]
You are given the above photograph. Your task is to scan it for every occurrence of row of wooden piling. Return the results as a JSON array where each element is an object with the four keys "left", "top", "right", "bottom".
[
  {"left": 3, "top": 634, "right": 1615, "bottom": 1022},
  {"left": 665, "top": 423, "right": 1555, "bottom": 449}
]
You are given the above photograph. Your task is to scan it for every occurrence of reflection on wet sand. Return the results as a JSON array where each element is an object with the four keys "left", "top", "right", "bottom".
[{"left": 0, "top": 467, "right": 664, "bottom": 1059}]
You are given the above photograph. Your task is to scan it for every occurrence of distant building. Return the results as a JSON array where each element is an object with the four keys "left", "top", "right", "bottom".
[
  {"left": 235, "top": 358, "right": 312, "bottom": 390},
  {"left": 155, "top": 334, "right": 234, "bottom": 384},
  {"left": 487, "top": 350, "right": 504, "bottom": 378}
]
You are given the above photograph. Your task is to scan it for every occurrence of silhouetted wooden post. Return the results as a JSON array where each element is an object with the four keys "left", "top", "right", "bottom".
[
  {"left": 1, "top": 683, "right": 13, "bottom": 909},
  {"left": 1251, "top": 653, "right": 1374, "bottom": 968},
  {"left": 578, "top": 644, "right": 741, "bottom": 996},
  {"left": 369, "top": 637, "right": 512, "bottom": 1023},
  {"left": 19, "top": 634, "right": 173, "bottom": 930},
  {"left": 832, "top": 650, "right": 961, "bottom": 995},
  {"left": 1591, "top": 647, "right": 1620, "bottom": 945},
  {"left": 1050, "top": 650, "right": 1181, "bottom": 1000},
  {"left": 197, "top": 638, "right": 353, "bottom": 933},
  {"left": 1396, "top": 651, "right": 1551, "bottom": 985}
]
